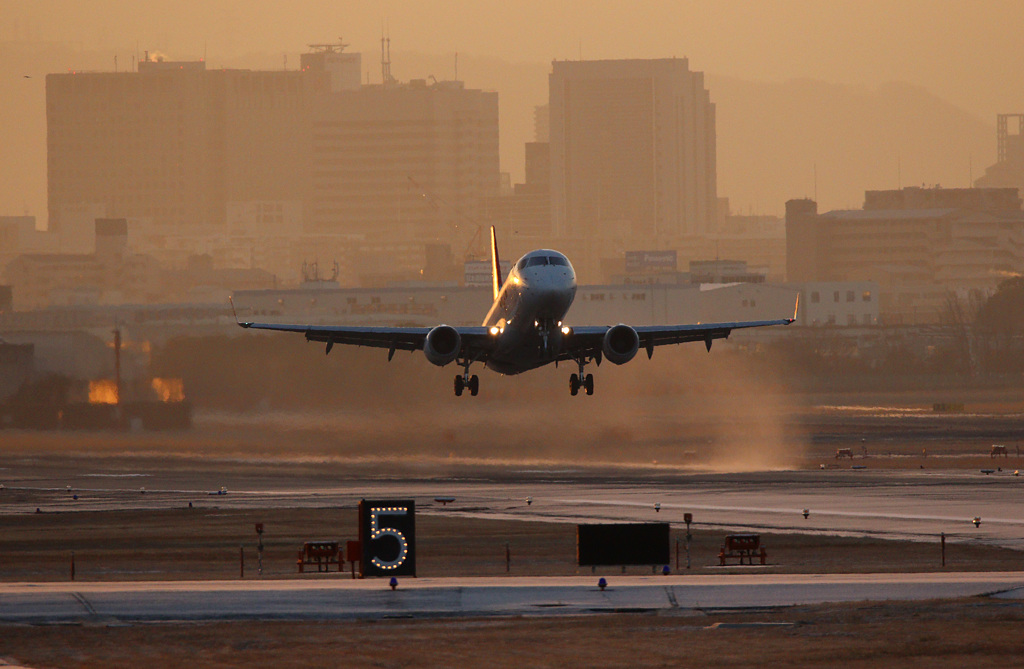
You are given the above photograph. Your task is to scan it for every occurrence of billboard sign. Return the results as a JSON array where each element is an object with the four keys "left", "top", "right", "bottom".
[
  {"left": 577, "top": 523, "right": 670, "bottom": 566},
  {"left": 624, "top": 250, "right": 677, "bottom": 274},
  {"left": 465, "top": 260, "right": 514, "bottom": 287}
]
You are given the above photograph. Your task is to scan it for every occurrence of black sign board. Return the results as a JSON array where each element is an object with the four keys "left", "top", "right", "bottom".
[
  {"left": 358, "top": 499, "right": 416, "bottom": 577},
  {"left": 577, "top": 523, "right": 670, "bottom": 566}
]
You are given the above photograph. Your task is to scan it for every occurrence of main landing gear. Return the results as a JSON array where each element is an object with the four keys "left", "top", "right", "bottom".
[
  {"left": 454, "top": 358, "right": 479, "bottom": 397},
  {"left": 454, "top": 374, "right": 479, "bottom": 397},
  {"left": 568, "top": 357, "right": 594, "bottom": 396}
]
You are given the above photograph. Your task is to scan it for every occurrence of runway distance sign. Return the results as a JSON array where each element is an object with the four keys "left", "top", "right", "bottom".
[{"left": 358, "top": 499, "right": 416, "bottom": 577}]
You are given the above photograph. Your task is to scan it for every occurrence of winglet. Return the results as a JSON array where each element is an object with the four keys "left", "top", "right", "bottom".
[
  {"left": 228, "top": 296, "right": 250, "bottom": 328},
  {"left": 490, "top": 225, "right": 503, "bottom": 301},
  {"left": 789, "top": 293, "right": 800, "bottom": 323}
]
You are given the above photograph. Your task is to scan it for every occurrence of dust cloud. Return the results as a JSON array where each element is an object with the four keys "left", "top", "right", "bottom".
[{"left": 189, "top": 343, "right": 806, "bottom": 473}]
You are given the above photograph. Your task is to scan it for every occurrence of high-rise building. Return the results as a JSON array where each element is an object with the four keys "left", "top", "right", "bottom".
[
  {"left": 975, "top": 114, "right": 1024, "bottom": 195},
  {"left": 47, "top": 60, "right": 312, "bottom": 242},
  {"left": 548, "top": 58, "right": 717, "bottom": 240},
  {"left": 306, "top": 78, "right": 499, "bottom": 243},
  {"left": 46, "top": 45, "right": 500, "bottom": 281}
]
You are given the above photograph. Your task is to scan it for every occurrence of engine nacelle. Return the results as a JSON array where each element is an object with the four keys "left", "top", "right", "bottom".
[
  {"left": 602, "top": 324, "right": 639, "bottom": 365},
  {"left": 423, "top": 325, "right": 461, "bottom": 366}
]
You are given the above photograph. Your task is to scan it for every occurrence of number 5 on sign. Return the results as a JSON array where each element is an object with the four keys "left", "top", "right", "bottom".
[{"left": 359, "top": 499, "right": 416, "bottom": 577}]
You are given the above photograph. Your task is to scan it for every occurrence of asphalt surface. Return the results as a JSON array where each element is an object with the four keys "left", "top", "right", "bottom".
[
  {"left": 3, "top": 573, "right": 1024, "bottom": 623},
  {"left": 4, "top": 464, "right": 1024, "bottom": 548},
  {"left": 4, "top": 456, "right": 1024, "bottom": 621}
]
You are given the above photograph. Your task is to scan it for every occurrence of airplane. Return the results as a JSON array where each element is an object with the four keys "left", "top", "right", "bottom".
[{"left": 233, "top": 227, "right": 797, "bottom": 396}]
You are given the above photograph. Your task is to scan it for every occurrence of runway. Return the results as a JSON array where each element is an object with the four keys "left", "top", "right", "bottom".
[
  {"left": 5, "top": 456, "right": 1024, "bottom": 623},
  {"left": 3, "top": 573, "right": 1024, "bottom": 623},
  {"left": 6, "top": 465, "right": 1024, "bottom": 549}
]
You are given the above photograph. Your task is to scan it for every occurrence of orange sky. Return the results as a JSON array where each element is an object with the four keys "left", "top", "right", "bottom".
[
  {"left": 3, "top": 0, "right": 1023, "bottom": 221},
  {"left": 6, "top": 0, "right": 1021, "bottom": 116}
]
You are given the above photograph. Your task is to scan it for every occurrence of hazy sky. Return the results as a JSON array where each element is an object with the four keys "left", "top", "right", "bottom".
[
  {"left": 6, "top": 0, "right": 1022, "bottom": 117},
  {"left": 3, "top": 0, "right": 1024, "bottom": 222}
]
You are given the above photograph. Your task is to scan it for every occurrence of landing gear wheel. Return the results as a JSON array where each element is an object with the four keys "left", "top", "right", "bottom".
[
  {"left": 569, "top": 373, "right": 580, "bottom": 396},
  {"left": 469, "top": 375, "right": 479, "bottom": 396},
  {"left": 584, "top": 373, "right": 594, "bottom": 396},
  {"left": 454, "top": 375, "right": 464, "bottom": 396}
]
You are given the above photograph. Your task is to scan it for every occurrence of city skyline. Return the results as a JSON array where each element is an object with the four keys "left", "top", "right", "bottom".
[{"left": 2, "top": 1, "right": 1021, "bottom": 224}]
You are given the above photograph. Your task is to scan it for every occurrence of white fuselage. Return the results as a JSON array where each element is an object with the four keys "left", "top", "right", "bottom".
[{"left": 481, "top": 249, "right": 577, "bottom": 375}]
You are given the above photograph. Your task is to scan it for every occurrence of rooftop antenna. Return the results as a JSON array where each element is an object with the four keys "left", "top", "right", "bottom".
[
  {"left": 813, "top": 162, "right": 818, "bottom": 202},
  {"left": 381, "top": 25, "right": 396, "bottom": 86}
]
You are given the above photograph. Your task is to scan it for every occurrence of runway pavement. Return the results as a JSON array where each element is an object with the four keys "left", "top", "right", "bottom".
[
  {"left": 6, "top": 457, "right": 1024, "bottom": 623},
  {"left": 6, "top": 466, "right": 1024, "bottom": 549},
  {"left": 2, "top": 573, "right": 1024, "bottom": 623}
]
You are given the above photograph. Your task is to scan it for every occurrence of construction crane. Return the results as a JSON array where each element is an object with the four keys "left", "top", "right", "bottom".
[{"left": 406, "top": 176, "right": 488, "bottom": 261}]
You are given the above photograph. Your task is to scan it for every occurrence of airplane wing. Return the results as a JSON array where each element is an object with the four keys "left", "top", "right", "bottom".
[
  {"left": 561, "top": 317, "right": 795, "bottom": 361},
  {"left": 235, "top": 320, "right": 493, "bottom": 358}
]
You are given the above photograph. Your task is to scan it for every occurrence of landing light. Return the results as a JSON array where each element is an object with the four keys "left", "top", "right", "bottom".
[
  {"left": 489, "top": 326, "right": 500, "bottom": 335},
  {"left": 561, "top": 326, "right": 571, "bottom": 335},
  {"left": 512, "top": 276, "right": 520, "bottom": 285}
]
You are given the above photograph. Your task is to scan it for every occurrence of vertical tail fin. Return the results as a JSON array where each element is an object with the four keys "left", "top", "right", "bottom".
[{"left": 490, "top": 225, "right": 503, "bottom": 300}]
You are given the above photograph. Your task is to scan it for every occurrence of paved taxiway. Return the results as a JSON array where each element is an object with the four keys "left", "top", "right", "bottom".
[{"left": 3, "top": 573, "right": 1024, "bottom": 623}]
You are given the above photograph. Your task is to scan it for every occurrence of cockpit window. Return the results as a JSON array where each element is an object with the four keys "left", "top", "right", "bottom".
[{"left": 519, "top": 255, "right": 568, "bottom": 269}]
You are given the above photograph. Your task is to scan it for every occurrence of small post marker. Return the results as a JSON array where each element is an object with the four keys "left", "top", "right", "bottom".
[
  {"left": 973, "top": 517, "right": 982, "bottom": 527},
  {"left": 70, "top": 551, "right": 75, "bottom": 581},
  {"left": 598, "top": 577, "right": 607, "bottom": 591},
  {"left": 662, "top": 565, "right": 671, "bottom": 576},
  {"left": 526, "top": 496, "right": 532, "bottom": 506},
  {"left": 684, "top": 513, "right": 693, "bottom": 570},
  {"left": 654, "top": 503, "right": 661, "bottom": 512},
  {"left": 941, "top": 532, "right": 946, "bottom": 567},
  {"left": 390, "top": 577, "right": 398, "bottom": 591},
  {"left": 255, "top": 523, "right": 264, "bottom": 576},
  {"left": 802, "top": 508, "right": 810, "bottom": 519}
]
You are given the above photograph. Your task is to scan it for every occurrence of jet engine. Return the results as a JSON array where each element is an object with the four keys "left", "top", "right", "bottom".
[
  {"left": 423, "top": 325, "right": 461, "bottom": 366},
  {"left": 602, "top": 324, "right": 640, "bottom": 365}
]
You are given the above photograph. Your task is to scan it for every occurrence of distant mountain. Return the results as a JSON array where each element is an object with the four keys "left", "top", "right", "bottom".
[{"left": 709, "top": 75, "right": 995, "bottom": 214}]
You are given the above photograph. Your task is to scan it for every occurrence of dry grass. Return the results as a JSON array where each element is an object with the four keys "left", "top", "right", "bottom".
[
  {"left": 2, "top": 598, "right": 1024, "bottom": 668},
  {"left": 1, "top": 507, "right": 1020, "bottom": 583}
]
